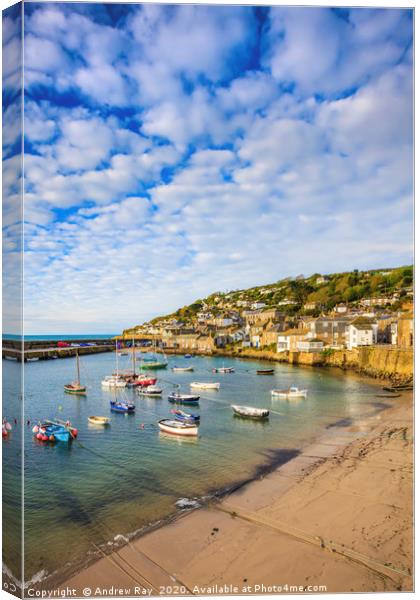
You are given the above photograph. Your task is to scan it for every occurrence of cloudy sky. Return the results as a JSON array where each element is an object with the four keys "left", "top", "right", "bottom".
[{"left": 3, "top": 2, "right": 413, "bottom": 333}]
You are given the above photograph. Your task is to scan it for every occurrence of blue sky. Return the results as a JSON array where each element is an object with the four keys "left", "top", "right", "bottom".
[{"left": 2, "top": 3, "right": 414, "bottom": 333}]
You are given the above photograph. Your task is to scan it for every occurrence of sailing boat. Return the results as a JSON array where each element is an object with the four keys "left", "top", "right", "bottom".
[
  {"left": 102, "top": 341, "right": 127, "bottom": 388},
  {"left": 138, "top": 340, "right": 168, "bottom": 370},
  {"left": 64, "top": 351, "right": 87, "bottom": 395}
]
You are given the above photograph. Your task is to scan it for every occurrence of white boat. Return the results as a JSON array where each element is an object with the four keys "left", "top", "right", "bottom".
[
  {"left": 271, "top": 386, "right": 308, "bottom": 399},
  {"left": 172, "top": 366, "right": 194, "bottom": 372},
  {"left": 190, "top": 382, "right": 220, "bottom": 390},
  {"left": 101, "top": 375, "right": 127, "bottom": 388},
  {"left": 158, "top": 419, "right": 198, "bottom": 437},
  {"left": 212, "top": 366, "right": 234, "bottom": 373},
  {"left": 137, "top": 385, "right": 163, "bottom": 396},
  {"left": 231, "top": 405, "right": 269, "bottom": 419},
  {"left": 26, "top": 357, "right": 39, "bottom": 362}
]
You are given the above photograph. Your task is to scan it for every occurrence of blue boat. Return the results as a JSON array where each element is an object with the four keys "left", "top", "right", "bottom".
[
  {"left": 171, "top": 409, "right": 200, "bottom": 424},
  {"left": 44, "top": 424, "right": 72, "bottom": 442},
  {"left": 110, "top": 401, "right": 135, "bottom": 413},
  {"left": 168, "top": 392, "right": 200, "bottom": 405},
  {"left": 34, "top": 420, "right": 76, "bottom": 443},
  {"left": 184, "top": 354, "right": 192, "bottom": 358}
]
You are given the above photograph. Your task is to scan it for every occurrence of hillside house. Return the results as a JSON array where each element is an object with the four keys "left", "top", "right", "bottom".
[
  {"left": 261, "top": 323, "right": 284, "bottom": 347},
  {"left": 251, "top": 302, "right": 267, "bottom": 310},
  {"left": 333, "top": 303, "right": 348, "bottom": 314},
  {"left": 345, "top": 318, "right": 378, "bottom": 349},
  {"left": 244, "top": 308, "right": 285, "bottom": 330},
  {"left": 307, "top": 316, "right": 353, "bottom": 347},
  {"left": 316, "top": 276, "right": 329, "bottom": 285},
  {"left": 397, "top": 314, "right": 413, "bottom": 348},
  {"left": 296, "top": 339, "right": 324, "bottom": 352},
  {"left": 277, "top": 328, "right": 309, "bottom": 352}
]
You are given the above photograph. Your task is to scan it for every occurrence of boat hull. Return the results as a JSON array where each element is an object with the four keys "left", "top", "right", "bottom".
[
  {"left": 168, "top": 394, "right": 200, "bottom": 405},
  {"left": 190, "top": 382, "right": 220, "bottom": 390},
  {"left": 158, "top": 420, "right": 198, "bottom": 436},
  {"left": 139, "top": 362, "right": 168, "bottom": 370},
  {"left": 64, "top": 385, "right": 87, "bottom": 395},
  {"left": 110, "top": 402, "right": 135, "bottom": 413},
  {"left": 231, "top": 405, "right": 269, "bottom": 419},
  {"left": 88, "top": 416, "right": 110, "bottom": 425}
]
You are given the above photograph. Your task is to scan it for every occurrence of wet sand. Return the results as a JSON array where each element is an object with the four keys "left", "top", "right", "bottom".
[{"left": 62, "top": 393, "right": 413, "bottom": 595}]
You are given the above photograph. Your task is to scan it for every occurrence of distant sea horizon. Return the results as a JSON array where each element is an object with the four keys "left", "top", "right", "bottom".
[{"left": 3, "top": 333, "right": 118, "bottom": 341}]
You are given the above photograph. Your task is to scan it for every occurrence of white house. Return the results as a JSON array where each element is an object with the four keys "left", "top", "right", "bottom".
[
  {"left": 251, "top": 302, "right": 266, "bottom": 310},
  {"left": 296, "top": 340, "right": 324, "bottom": 352},
  {"left": 346, "top": 319, "right": 378, "bottom": 349}
]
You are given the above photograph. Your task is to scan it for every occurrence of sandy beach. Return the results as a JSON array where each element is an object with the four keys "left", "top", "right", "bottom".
[{"left": 58, "top": 391, "right": 413, "bottom": 596}]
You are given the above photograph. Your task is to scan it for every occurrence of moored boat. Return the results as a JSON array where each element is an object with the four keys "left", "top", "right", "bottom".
[
  {"left": 168, "top": 392, "right": 200, "bottom": 405},
  {"left": 110, "top": 401, "right": 135, "bottom": 413},
  {"left": 271, "top": 386, "right": 307, "bottom": 399},
  {"left": 32, "top": 419, "right": 78, "bottom": 443},
  {"left": 190, "top": 381, "right": 220, "bottom": 390},
  {"left": 158, "top": 419, "right": 198, "bottom": 437},
  {"left": 65, "top": 352, "right": 87, "bottom": 395},
  {"left": 138, "top": 360, "right": 168, "bottom": 370},
  {"left": 231, "top": 405, "right": 269, "bottom": 419},
  {"left": 102, "top": 375, "right": 127, "bottom": 388},
  {"left": 172, "top": 366, "right": 194, "bottom": 372},
  {"left": 212, "top": 366, "right": 234, "bottom": 373},
  {"left": 137, "top": 385, "right": 163, "bottom": 396},
  {"left": 88, "top": 416, "right": 111, "bottom": 426},
  {"left": 257, "top": 369, "right": 274, "bottom": 375},
  {"left": 170, "top": 409, "right": 200, "bottom": 424}
]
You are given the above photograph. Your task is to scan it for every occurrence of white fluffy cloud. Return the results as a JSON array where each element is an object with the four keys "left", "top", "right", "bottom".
[{"left": 2, "top": 3, "right": 411, "bottom": 333}]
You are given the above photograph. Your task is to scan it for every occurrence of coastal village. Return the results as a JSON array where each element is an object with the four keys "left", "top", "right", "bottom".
[{"left": 123, "top": 266, "right": 414, "bottom": 358}]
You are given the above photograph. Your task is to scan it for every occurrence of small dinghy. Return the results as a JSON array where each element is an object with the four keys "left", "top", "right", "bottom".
[
  {"left": 231, "top": 405, "right": 269, "bottom": 419},
  {"left": 212, "top": 366, "right": 234, "bottom": 373},
  {"left": 190, "top": 382, "right": 220, "bottom": 390},
  {"left": 88, "top": 416, "right": 110, "bottom": 426},
  {"left": 137, "top": 385, "right": 163, "bottom": 396},
  {"left": 257, "top": 369, "right": 274, "bottom": 375},
  {"left": 110, "top": 401, "right": 135, "bottom": 413},
  {"left": 168, "top": 392, "right": 200, "bottom": 405},
  {"left": 271, "top": 386, "right": 307, "bottom": 399},
  {"left": 172, "top": 366, "right": 194, "bottom": 372},
  {"left": 158, "top": 419, "right": 198, "bottom": 437},
  {"left": 171, "top": 409, "right": 200, "bottom": 424}
]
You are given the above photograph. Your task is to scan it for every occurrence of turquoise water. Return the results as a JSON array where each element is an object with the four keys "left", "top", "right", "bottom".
[{"left": 3, "top": 353, "right": 388, "bottom": 587}]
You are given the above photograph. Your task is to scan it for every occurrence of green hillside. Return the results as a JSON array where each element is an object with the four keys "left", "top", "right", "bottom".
[{"left": 124, "top": 265, "right": 413, "bottom": 334}]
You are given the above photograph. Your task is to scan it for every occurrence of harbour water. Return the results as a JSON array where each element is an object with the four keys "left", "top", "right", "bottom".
[{"left": 3, "top": 352, "right": 390, "bottom": 588}]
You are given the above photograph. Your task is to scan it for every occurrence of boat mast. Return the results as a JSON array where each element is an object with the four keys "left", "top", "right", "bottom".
[
  {"left": 76, "top": 350, "right": 81, "bottom": 385},
  {"left": 132, "top": 336, "right": 136, "bottom": 375},
  {"left": 116, "top": 340, "right": 119, "bottom": 377}
]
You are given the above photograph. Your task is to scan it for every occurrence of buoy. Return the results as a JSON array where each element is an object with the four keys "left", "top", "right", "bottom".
[
  {"left": 71, "top": 428, "right": 78, "bottom": 437},
  {"left": 49, "top": 435, "right": 55, "bottom": 442},
  {"left": 41, "top": 435, "right": 48, "bottom": 441},
  {"left": 36, "top": 433, "right": 43, "bottom": 440},
  {"left": 32, "top": 425, "right": 39, "bottom": 434},
  {"left": 140, "top": 423, "right": 145, "bottom": 429},
  {"left": 2, "top": 429, "right": 8, "bottom": 438}
]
